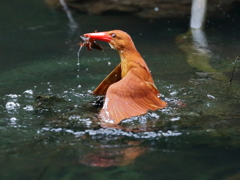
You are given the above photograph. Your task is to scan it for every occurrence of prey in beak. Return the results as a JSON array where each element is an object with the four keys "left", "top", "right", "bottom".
[{"left": 79, "top": 34, "right": 104, "bottom": 51}]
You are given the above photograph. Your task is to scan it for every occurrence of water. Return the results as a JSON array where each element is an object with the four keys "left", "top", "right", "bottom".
[{"left": 1, "top": 0, "right": 240, "bottom": 179}]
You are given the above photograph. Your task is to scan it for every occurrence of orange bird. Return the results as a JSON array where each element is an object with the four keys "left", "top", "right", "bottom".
[{"left": 83, "top": 30, "right": 167, "bottom": 125}]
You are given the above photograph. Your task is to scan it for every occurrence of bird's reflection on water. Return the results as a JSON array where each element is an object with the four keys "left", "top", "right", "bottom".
[{"left": 79, "top": 137, "right": 146, "bottom": 167}]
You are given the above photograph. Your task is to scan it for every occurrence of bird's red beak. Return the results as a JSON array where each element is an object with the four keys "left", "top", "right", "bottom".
[{"left": 84, "top": 32, "right": 112, "bottom": 43}]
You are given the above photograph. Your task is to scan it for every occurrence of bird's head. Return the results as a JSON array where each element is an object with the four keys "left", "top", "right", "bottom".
[{"left": 83, "top": 30, "right": 136, "bottom": 52}]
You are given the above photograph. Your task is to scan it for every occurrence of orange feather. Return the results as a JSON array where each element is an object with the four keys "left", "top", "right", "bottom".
[
  {"left": 99, "top": 71, "right": 166, "bottom": 124},
  {"left": 93, "top": 63, "right": 121, "bottom": 95}
]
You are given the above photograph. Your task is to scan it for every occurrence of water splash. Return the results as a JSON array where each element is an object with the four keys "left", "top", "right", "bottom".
[
  {"left": 38, "top": 126, "right": 182, "bottom": 139},
  {"left": 5, "top": 94, "right": 21, "bottom": 113},
  {"left": 77, "top": 44, "right": 83, "bottom": 58},
  {"left": 76, "top": 45, "right": 83, "bottom": 78},
  {"left": 23, "top": 105, "right": 34, "bottom": 112},
  {"left": 5, "top": 102, "right": 20, "bottom": 112},
  {"left": 101, "top": 97, "right": 113, "bottom": 123}
]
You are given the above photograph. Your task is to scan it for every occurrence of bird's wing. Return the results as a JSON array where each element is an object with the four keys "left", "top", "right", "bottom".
[
  {"left": 99, "top": 71, "right": 166, "bottom": 124},
  {"left": 93, "top": 63, "right": 122, "bottom": 95}
]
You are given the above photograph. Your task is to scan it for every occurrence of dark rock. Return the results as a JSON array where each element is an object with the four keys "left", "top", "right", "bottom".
[{"left": 45, "top": 0, "right": 240, "bottom": 18}]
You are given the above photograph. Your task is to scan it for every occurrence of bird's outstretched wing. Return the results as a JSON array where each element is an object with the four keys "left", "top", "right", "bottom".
[
  {"left": 99, "top": 71, "right": 167, "bottom": 124},
  {"left": 93, "top": 63, "right": 122, "bottom": 95}
]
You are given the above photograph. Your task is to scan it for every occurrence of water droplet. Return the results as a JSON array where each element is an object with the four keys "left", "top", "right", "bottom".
[
  {"left": 10, "top": 117, "right": 18, "bottom": 125},
  {"left": 207, "top": 94, "right": 215, "bottom": 99},
  {"left": 23, "top": 105, "right": 34, "bottom": 111},
  {"left": 78, "top": 85, "right": 82, "bottom": 88},
  {"left": 6, "top": 94, "right": 18, "bottom": 99},
  {"left": 170, "top": 91, "right": 178, "bottom": 96},
  {"left": 6, "top": 102, "right": 20, "bottom": 111},
  {"left": 23, "top": 89, "right": 33, "bottom": 94},
  {"left": 154, "top": 7, "right": 159, "bottom": 11},
  {"left": 10, "top": 117, "right": 17, "bottom": 122},
  {"left": 170, "top": 117, "right": 180, "bottom": 121}
]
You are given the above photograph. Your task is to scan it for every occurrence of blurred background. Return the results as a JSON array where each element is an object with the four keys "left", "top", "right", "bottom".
[
  {"left": 0, "top": 0, "right": 240, "bottom": 180},
  {"left": 45, "top": 0, "right": 240, "bottom": 18}
]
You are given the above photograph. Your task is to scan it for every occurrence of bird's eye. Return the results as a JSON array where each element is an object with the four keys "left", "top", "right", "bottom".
[{"left": 111, "top": 33, "right": 116, "bottom": 38}]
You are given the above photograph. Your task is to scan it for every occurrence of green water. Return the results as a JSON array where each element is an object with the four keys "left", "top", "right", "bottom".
[{"left": 1, "top": 0, "right": 240, "bottom": 180}]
